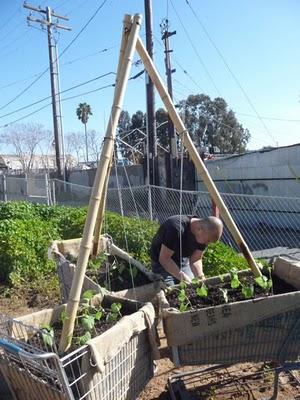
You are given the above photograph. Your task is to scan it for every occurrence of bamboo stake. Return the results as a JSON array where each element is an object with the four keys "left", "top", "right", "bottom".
[
  {"left": 92, "top": 170, "right": 110, "bottom": 256},
  {"left": 59, "top": 14, "right": 142, "bottom": 353},
  {"left": 92, "top": 15, "right": 132, "bottom": 257},
  {"left": 136, "top": 37, "right": 261, "bottom": 278}
]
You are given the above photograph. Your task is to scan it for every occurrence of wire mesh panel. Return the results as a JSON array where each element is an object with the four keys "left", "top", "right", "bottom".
[
  {"left": 106, "top": 185, "right": 300, "bottom": 251},
  {"left": 1, "top": 177, "right": 300, "bottom": 251},
  {"left": 175, "top": 308, "right": 300, "bottom": 366},
  {"left": 0, "top": 305, "right": 154, "bottom": 400},
  {"left": 52, "top": 180, "right": 92, "bottom": 206}
]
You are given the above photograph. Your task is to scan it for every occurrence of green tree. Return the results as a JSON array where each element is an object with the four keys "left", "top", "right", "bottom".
[
  {"left": 178, "top": 94, "right": 250, "bottom": 154},
  {"left": 76, "top": 102, "right": 93, "bottom": 162}
]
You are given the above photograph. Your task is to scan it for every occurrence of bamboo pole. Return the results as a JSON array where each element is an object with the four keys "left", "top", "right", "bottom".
[
  {"left": 92, "top": 170, "right": 110, "bottom": 256},
  {"left": 58, "top": 14, "right": 142, "bottom": 353},
  {"left": 136, "top": 37, "right": 262, "bottom": 278},
  {"left": 92, "top": 15, "right": 132, "bottom": 257}
]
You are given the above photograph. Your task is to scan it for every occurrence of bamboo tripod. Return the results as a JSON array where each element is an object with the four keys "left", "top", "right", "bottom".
[{"left": 59, "top": 14, "right": 261, "bottom": 353}]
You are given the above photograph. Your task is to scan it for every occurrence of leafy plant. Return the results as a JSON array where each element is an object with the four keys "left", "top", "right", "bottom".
[
  {"left": 241, "top": 284, "right": 254, "bottom": 299},
  {"left": 177, "top": 282, "right": 191, "bottom": 312},
  {"left": 74, "top": 290, "right": 104, "bottom": 345},
  {"left": 230, "top": 269, "right": 241, "bottom": 289},
  {"left": 255, "top": 275, "right": 273, "bottom": 291},
  {"left": 0, "top": 218, "right": 60, "bottom": 285},
  {"left": 106, "top": 302, "right": 122, "bottom": 323},
  {"left": 40, "top": 324, "right": 54, "bottom": 348},
  {"left": 196, "top": 284, "right": 208, "bottom": 297},
  {"left": 203, "top": 242, "right": 249, "bottom": 277},
  {"left": 88, "top": 251, "right": 107, "bottom": 271}
]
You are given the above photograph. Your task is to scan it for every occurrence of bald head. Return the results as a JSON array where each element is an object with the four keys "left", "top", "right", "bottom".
[
  {"left": 199, "top": 216, "right": 223, "bottom": 242},
  {"left": 191, "top": 216, "right": 223, "bottom": 245}
]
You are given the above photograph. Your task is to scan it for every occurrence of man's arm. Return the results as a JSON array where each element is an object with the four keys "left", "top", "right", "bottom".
[
  {"left": 159, "top": 244, "right": 191, "bottom": 283},
  {"left": 190, "top": 250, "right": 205, "bottom": 279}
]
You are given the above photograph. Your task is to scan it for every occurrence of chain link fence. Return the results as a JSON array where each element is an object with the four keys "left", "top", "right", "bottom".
[{"left": 1, "top": 176, "right": 300, "bottom": 251}]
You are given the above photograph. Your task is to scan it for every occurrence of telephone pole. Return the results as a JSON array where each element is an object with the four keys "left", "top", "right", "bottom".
[
  {"left": 23, "top": 2, "right": 71, "bottom": 180},
  {"left": 161, "top": 18, "right": 177, "bottom": 188},
  {"left": 144, "top": 0, "right": 157, "bottom": 185}
]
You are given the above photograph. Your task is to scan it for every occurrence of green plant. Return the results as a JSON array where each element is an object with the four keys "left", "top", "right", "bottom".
[
  {"left": 241, "top": 284, "right": 254, "bottom": 299},
  {"left": 230, "top": 269, "right": 241, "bottom": 289},
  {"left": 177, "top": 282, "right": 191, "bottom": 312},
  {"left": 255, "top": 275, "right": 273, "bottom": 291},
  {"left": 196, "top": 284, "right": 208, "bottom": 297},
  {"left": 88, "top": 251, "right": 107, "bottom": 271},
  {"left": 203, "top": 242, "right": 249, "bottom": 277},
  {"left": 74, "top": 290, "right": 104, "bottom": 345},
  {"left": 106, "top": 302, "right": 122, "bottom": 323},
  {"left": 40, "top": 324, "right": 54, "bottom": 348},
  {"left": 0, "top": 218, "right": 60, "bottom": 285}
]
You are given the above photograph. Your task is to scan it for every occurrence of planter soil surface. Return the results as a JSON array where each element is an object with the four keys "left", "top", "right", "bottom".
[
  {"left": 166, "top": 273, "right": 298, "bottom": 310},
  {"left": 32, "top": 298, "right": 137, "bottom": 354}
]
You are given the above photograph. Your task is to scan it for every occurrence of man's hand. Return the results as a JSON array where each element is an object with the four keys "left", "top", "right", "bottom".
[{"left": 179, "top": 270, "right": 192, "bottom": 284}]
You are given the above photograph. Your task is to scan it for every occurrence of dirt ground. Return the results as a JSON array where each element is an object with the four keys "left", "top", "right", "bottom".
[
  {"left": 1, "top": 291, "right": 300, "bottom": 400},
  {"left": 138, "top": 329, "right": 300, "bottom": 400}
]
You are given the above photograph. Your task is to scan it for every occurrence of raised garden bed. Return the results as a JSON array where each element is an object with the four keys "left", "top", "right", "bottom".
[
  {"left": 0, "top": 294, "right": 158, "bottom": 400},
  {"left": 160, "top": 257, "right": 300, "bottom": 367},
  {"left": 52, "top": 237, "right": 163, "bottom": 304}
]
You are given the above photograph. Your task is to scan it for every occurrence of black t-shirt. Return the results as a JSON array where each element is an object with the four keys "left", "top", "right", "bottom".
[{"left": 150, "top": 215, "right": 206, "bottom": 265}]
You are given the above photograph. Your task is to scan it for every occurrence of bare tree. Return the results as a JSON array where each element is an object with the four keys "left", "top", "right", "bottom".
[
  {"left": 0, "top": 123, "right": 49, "bottom": 172},
  {"left": 65, "top": 131, "right": 85, "bottom": 164},
  {"left": 87, "top": 129, "right": 102, "bottom": 163}
]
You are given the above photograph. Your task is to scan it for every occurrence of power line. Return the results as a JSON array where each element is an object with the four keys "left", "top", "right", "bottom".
[
  {"left": 0, "top": 69, "right": 143, "bottom": 128},
  {"left": 0, "top": 7, "right": 21, "bottom": 34},
  {"left": 0, "top": 67, "right": 49, "bottom": 111},
  {"left": 235, "top": 112, "right": 300, "bottom": 123},
  {"left": 0, "top": 44, "right": 116, "bottom": 91},
  {"left": 0, "top": 0, "right": 110, "bottom": 112},
  {"left": 58, "top": 0, "right": 110, "bottom": 60},
  {"left": 185, "top": 0, "right": 277, "bottom": 145},
  {"left": 0, "top": 72, "right": 115, "bottom": 119},
  {"left": 169, "top": 0, "right": 222, "bottom": 97}
]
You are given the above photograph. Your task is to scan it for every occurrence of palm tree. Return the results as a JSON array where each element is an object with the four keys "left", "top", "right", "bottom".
[{"left": 76, "top": 102, "right": 93, "bottom": 162}]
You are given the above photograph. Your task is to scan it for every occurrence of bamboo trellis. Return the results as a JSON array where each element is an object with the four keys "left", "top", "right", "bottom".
[{"left": 59, "top": 13, "right": 261, "bottom": 353}]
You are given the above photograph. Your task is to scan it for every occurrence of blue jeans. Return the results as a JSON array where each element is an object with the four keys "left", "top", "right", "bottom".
[{"left": 152, "top": 257, "right": 193, "bottom": 287}]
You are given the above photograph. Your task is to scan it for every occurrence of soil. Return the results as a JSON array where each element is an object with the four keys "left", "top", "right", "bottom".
[
  {"left": 166, "top": 273, "right": 298, "bottom": 311},
  {"left": 138, "top": 329, "right": 300, "bottom": 400},
  {"left": 86, "top": 255, "right": 151, "bottom": 291},
  {"left": 34, "top": 298, "right": 137, "bottom": 353}
]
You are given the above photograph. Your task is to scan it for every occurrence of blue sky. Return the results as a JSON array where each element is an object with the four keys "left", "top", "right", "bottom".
[{"left": 1, "top": 0, "right": 300, "bottom": 153}]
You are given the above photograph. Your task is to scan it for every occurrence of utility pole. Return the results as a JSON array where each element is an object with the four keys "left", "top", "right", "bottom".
[
  {"left": 23, "top": 2, "right": 71, "bottom": 180},
  {"left": 144, "top": 0, "right": 157, "bottom": 185},
  {"left": 160, "top": 18, "right": 177, "bottom": 188}
]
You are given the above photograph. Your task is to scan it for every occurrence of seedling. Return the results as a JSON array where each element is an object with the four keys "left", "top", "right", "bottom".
[
  {"left": 106, "top": 302, "right": 122, "bottom": 323},
  {"left": 255, "top": 275, "right": 272, "bottom": 291},
  {"left": 40, "top": 324, "right": 54, "bottom": 348},
  {"left": 241, "top": 284, "right": 254, "bottom": 299},
  {"left": 196, "top": 284, "right": 208, "bottom": 298},
  {"left": 177, "top": 281, "right": 192, "bottom": 312},
  {"left": 230, "top": 269, "right": 241, "bottom": 289}
]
